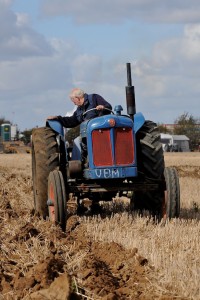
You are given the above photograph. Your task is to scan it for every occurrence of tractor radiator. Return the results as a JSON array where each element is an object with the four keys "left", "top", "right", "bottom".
[{"left": 92, "top": 127, "right": 134, "bottom": 166}]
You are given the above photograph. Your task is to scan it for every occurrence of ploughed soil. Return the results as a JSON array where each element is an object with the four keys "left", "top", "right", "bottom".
[{"left": 0, "top": 155, "right": 190, "bottom": 300}]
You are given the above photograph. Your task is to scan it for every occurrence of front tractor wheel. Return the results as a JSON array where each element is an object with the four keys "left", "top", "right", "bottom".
[
  {"left": 162, "top": 167, "right": 180, "bottom": 219},
  {"left": 48, "top": 170, "right": 67, "bottom": 231}
]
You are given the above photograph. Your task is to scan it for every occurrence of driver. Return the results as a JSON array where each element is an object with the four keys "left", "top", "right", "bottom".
[{"left": 46, "top": 88, "right": 112, "bottom": 160}]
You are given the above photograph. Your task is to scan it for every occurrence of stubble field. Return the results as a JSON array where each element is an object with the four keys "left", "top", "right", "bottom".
[{"left": 0, "top": 152, "right": 199, "bottom": 299}]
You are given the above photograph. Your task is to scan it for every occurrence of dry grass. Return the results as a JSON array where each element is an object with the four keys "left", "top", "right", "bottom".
[
  {"left": 85, "top": 214, "right": 200, "bottom": 299},
  {"left": 84, "top": 153, "right": 200, "bottom": 299},
  {"left": 180, "top": 177, "right": 200, "bottom": 212},
  {"left": 0, "top": 153, "right": 31, "bottom": 175},
  {"left": 0, "top": 153, "right": 200, "bottom": 299},
  {"left": 164, "top": 152, "right": 200, "bottom": 216},
  {"left": 164, "top": 152, "right": 200, "bottom": 166}
]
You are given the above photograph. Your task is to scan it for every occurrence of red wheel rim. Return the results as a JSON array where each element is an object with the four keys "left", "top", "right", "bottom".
[{"left": 49, "top": 182, "right": 56, "bottom": 222}]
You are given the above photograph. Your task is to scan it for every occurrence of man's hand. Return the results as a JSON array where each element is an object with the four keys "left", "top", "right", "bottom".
[
  {"left": 46, "top": 116, "right": 58, "bottom": 121},
  {"left": 96, "top": 105, "right": 104, "bottom": 110}
]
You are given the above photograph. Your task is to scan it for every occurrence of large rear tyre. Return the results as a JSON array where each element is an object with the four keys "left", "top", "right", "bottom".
[
  {"left": 48, "top": 170, "right": 67, "bottom": 231},
  {"left": 162, "top": 167, "right": 180, "bottom": 219},
  {"left": 132, "top": 121, "right": 165, "bottom": 218},
  {"left": 136, "top": 120, "right": 164, "bottom": 179},
  {"left": 32, "top": 127, "right": 59, "bottom": 218}
]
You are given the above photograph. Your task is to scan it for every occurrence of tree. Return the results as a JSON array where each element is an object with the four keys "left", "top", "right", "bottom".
[
  {"left": 65, "top": 126, "right": 80, "bottom": 146},
  {"left": 20, "top": 129, "right": 33, "bottom": 145},
  {"left": 174, "top": 112, "right": 200, "bottom": 150},
  {"left": 157, "top": 123, "right": 171, "bottom": 133},
  {"left": 0, "top": 117, "right": 11, "bottom": 126}
]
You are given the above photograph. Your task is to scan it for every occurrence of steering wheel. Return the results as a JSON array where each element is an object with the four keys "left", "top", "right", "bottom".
[{"left": 82, "top": 107, "right": 114, "bottom": 117}]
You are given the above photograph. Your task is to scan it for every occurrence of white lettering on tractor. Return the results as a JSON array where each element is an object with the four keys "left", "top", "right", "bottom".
[
  {"left": 112, "top": 169, "right": 120, "bottom": 177},
  {"left": 95, "top": 169, "right": 120, "bottom": 178},
  {"left": 104, "top": 169, "right": 110, "bottom": 178},
  {"left": 95, "top": 170, "right": 102, "bottom": 178}
]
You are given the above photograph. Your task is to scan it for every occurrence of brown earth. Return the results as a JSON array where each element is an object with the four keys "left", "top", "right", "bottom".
[{"left": 0, "top": 155, "right": 195, "bottom": 299}]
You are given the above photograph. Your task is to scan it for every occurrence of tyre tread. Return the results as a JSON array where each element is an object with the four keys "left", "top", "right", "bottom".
[{"left": 32, "top": 127, "right": 60, "bottom": 217}]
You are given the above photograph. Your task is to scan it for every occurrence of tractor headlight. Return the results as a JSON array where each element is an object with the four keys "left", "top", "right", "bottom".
[{"left": 108, "top": 118, "right": 115, "bottom": 127}]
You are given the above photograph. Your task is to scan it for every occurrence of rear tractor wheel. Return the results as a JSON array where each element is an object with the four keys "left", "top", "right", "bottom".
[
  {"left": 132, "top": 121, "right": 165, "bottom": 219},
  {"left": 32, "top": 127, "right": 60, "bottom": 218}
]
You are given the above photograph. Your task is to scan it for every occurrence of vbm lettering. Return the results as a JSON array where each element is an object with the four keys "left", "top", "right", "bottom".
[{"left": 95, "top": 169, "right": 120, "bottom": 178}]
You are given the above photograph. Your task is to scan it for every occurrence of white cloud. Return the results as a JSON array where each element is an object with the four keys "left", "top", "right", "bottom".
[
  {"left": 71, "top": 54, "right": 102, "bottom": 86},
  {"left": 181, "top": 24, "right": 200, "bottom": 60},
  {"left": 151, "top": 23, "right": 200, "bottom": 73},
  {"left": 1, "top": 1, "right": 200, "bottom": 130},
  {"left": 184, "top": 24, "right": 200, "bottom": 39},
  {"left": 0, "top": 0, "right": 13, "bottom": 7},
  {"left": 126, "top": 24, "right": 200, "bottom": 122},
  {"left": 0, "top": 38, "right": 78, "bottom": 94},
  {"left": 41, "top": 0, "right": 200, "bottom": 24},
  {"left": 16, "top": 12, "right": 30, "bottom": 27},
  {"left": 0, "top": 2, "right": 53, "bottom": 60}
]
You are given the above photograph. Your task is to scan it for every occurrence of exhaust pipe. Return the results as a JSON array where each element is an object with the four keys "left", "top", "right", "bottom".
[{"left": 126, "top": 62, "right": 136, "bottom": 119}]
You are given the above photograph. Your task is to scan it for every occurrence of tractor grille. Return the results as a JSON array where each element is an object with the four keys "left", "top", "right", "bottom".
[
  {"left": 92, "top": 127, "right": 134, "bottom": 166},
  {"left": 115, "top": 127, "right": 134, "bottom": 165},
  {"left": 92, "top": 129, "right": 113, "bottom": 166}
]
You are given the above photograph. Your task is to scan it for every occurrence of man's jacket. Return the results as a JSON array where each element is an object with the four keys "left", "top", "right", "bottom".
[{"left": 56, "top": 93, "right": 112, "bottom": 128}]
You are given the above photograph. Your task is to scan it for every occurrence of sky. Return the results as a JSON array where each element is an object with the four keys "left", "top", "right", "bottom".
[{"left": 0, "top": 0, "right": 200, "bottom": 131}]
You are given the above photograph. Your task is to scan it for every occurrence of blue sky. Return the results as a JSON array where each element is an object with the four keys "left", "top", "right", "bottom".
[{"left": 0, "top": 0, "right": 200, "bottom": 131}]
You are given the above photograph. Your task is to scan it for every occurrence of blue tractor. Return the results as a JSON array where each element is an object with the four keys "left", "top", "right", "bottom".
[{"left": 32, "top": 63, "right": 180, "bottom": 231}]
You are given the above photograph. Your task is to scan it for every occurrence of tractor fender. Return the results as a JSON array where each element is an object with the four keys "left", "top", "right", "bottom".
[
  {"left": 134, "top": 112, "right": 145, "bottom": 133},
  {"left": 46, "top": 120, "right": 65, "bottom": 137},
  {"left": 46, "top": 120, "right": 66, "bottom": 152},
  {"left": 46, "top": 120, "right": 67, "bottom": 162}
]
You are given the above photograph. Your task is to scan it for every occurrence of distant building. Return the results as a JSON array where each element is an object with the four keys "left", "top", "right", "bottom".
[
  {"left": 160, "top": 133, "right": 190, "bottom": 152},
  {"left": 0, "top": 123, "right": 11, "bottom": 142},
  {"left": 11, "top": 125, "right": 18, "bottom": 140}
]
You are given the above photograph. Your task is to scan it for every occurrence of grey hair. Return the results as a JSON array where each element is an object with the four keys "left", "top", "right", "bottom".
[{"left": 69, "top": 88, "right": 85, "bottom": 99}]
